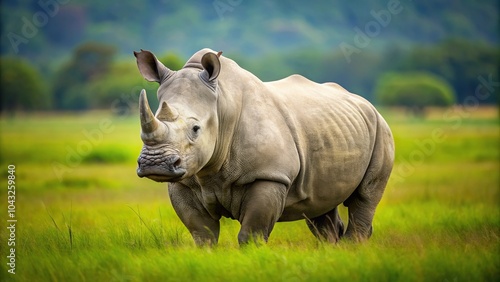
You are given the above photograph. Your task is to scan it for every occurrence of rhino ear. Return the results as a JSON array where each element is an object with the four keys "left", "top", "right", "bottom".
[
  {"left": 200, "top": 52, "right": 221, "bottom": 82},
  {"left": 134, "top": 49, "right": 172, "bottom": 83}
]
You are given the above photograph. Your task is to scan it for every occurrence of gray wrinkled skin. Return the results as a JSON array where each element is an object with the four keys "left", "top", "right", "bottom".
[{"left": 134, "top": 48, "right": 395, "bottom": 245}]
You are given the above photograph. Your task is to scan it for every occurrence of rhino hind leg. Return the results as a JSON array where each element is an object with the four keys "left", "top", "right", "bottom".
[
  {"left": 343, "top": 190, "right": 377, "bottom": 241},
  {"left": 305, "top": 207, "right": 344, "bottom": 243},
  {"left": 343, "top": 165, "right": 392, "bottom": 241},
  {"left": 343, "top": 123, "right": 394, "bottom": 242}
]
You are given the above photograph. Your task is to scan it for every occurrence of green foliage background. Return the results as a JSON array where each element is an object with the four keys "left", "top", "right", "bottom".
[
  {"left": 0, "top": 0, "right": 498, "bottom": 112},
  {"left": 374, "top": 72, "right": 456, "bottom": 112},
  {"left": 0, "top": 56, "right": 50, "bottom": 112}
]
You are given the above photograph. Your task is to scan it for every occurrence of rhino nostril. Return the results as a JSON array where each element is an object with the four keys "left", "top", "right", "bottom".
[{"left": 173, "top": 158, "right": 181, "bottom": 168}]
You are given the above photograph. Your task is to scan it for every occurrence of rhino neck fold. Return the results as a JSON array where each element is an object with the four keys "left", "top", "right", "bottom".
[{"left": 197, "top": 84, "right": 242, "bottom": 178}]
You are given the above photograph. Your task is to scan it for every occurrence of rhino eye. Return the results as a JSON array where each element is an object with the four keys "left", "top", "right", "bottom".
[{"left": 192, "top": 125, "right": 201, "bottom": 134}]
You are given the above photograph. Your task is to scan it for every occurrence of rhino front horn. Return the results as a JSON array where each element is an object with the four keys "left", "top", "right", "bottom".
[{"left": 139, "top": 89, "right": 161, "bottom": 134}]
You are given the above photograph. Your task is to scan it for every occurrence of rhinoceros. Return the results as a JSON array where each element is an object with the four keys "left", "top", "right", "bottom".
[{"left": 134, "top": 48, "right": 394, "bottom": 245}]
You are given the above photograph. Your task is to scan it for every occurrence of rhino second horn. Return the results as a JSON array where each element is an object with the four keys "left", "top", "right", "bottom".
[
  {"left": 139, "top": 89, "right": 161, "bottom": 134},
  {"left": 157, "top": 101, "right": 178, "bottom": 121}
]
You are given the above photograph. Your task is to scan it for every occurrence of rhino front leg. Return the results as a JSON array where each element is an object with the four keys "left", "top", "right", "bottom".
[
  {"left": 168, "top": 183, "right": 220, "bottom": 246},
  {"left": 237, "top": 180, "right": 287, "bottom": 245}
]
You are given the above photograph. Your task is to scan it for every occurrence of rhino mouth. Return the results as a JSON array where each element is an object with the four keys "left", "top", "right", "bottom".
[
  {"left": 137, "top": 153, "right": 186, "bottom": 182},
  {"left": 137, "top": 166, "right": 186, "bottom": 182}
]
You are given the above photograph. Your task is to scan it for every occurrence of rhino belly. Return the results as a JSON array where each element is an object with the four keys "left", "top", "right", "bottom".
[{"left": 279, "top": 154, "right": 370, "bottom": 221}]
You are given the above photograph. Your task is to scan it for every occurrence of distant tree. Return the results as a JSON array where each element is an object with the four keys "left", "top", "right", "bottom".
[
  {"left": 52, "top": 42, "right": 116, "bottom": 110},
  {"left": 396, "top": 38, "right": 499, "bottom": 104},
  {"left": 0, "top": 56, "right": 51, "bottom": 113},
  {"left": 374, "top": 72, "right": 456, "bottom": 115}
]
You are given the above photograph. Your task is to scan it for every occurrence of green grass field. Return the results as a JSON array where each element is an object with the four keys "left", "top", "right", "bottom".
[{"left": 0, "top": 107, "right": 498, "bottom": 281}]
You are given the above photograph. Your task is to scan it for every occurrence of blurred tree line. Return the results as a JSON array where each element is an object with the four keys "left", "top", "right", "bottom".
[
  {"left": 0, "top": 42, "right": 184, "bottom": 114},
  {"left": 238, "top": 38, "right": 498, "bottom": 105},
  {"left": 0, "top": 37, "right": 498, "bottom": 114},
  {"left": 2, "top": 0, "right": 497, "bottom": 60},
  {"left": 0, "top": 0, "right": 498, "bottom": 113}
]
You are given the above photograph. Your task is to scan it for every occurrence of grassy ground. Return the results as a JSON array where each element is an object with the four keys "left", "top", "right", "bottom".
[{"left": 0, "top": 107, "right": 498, "bottom": 281}]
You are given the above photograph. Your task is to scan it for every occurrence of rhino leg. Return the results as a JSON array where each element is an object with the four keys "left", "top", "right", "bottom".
[
  {"left": 343, "top": 125, "right": 394, "bottom": 241},
  {"left": 168, "top": 182, "right": 220, "bottom": 246},
  {"left": 237, "top": 180, "right": 287, "bottom": 245},
  {"left": 343, "top": 172, "right": 390, "bottom": 241},
  {"left": 305, "top": 207, "right": 344, "bottom": 243},
  {"left": 343, "top": 191, "right": 376, "bottom": 241}
]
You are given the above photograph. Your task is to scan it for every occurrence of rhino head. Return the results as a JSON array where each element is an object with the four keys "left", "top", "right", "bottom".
[{"left": 134, "top": 49, "right": 221, "bottom": 182}]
